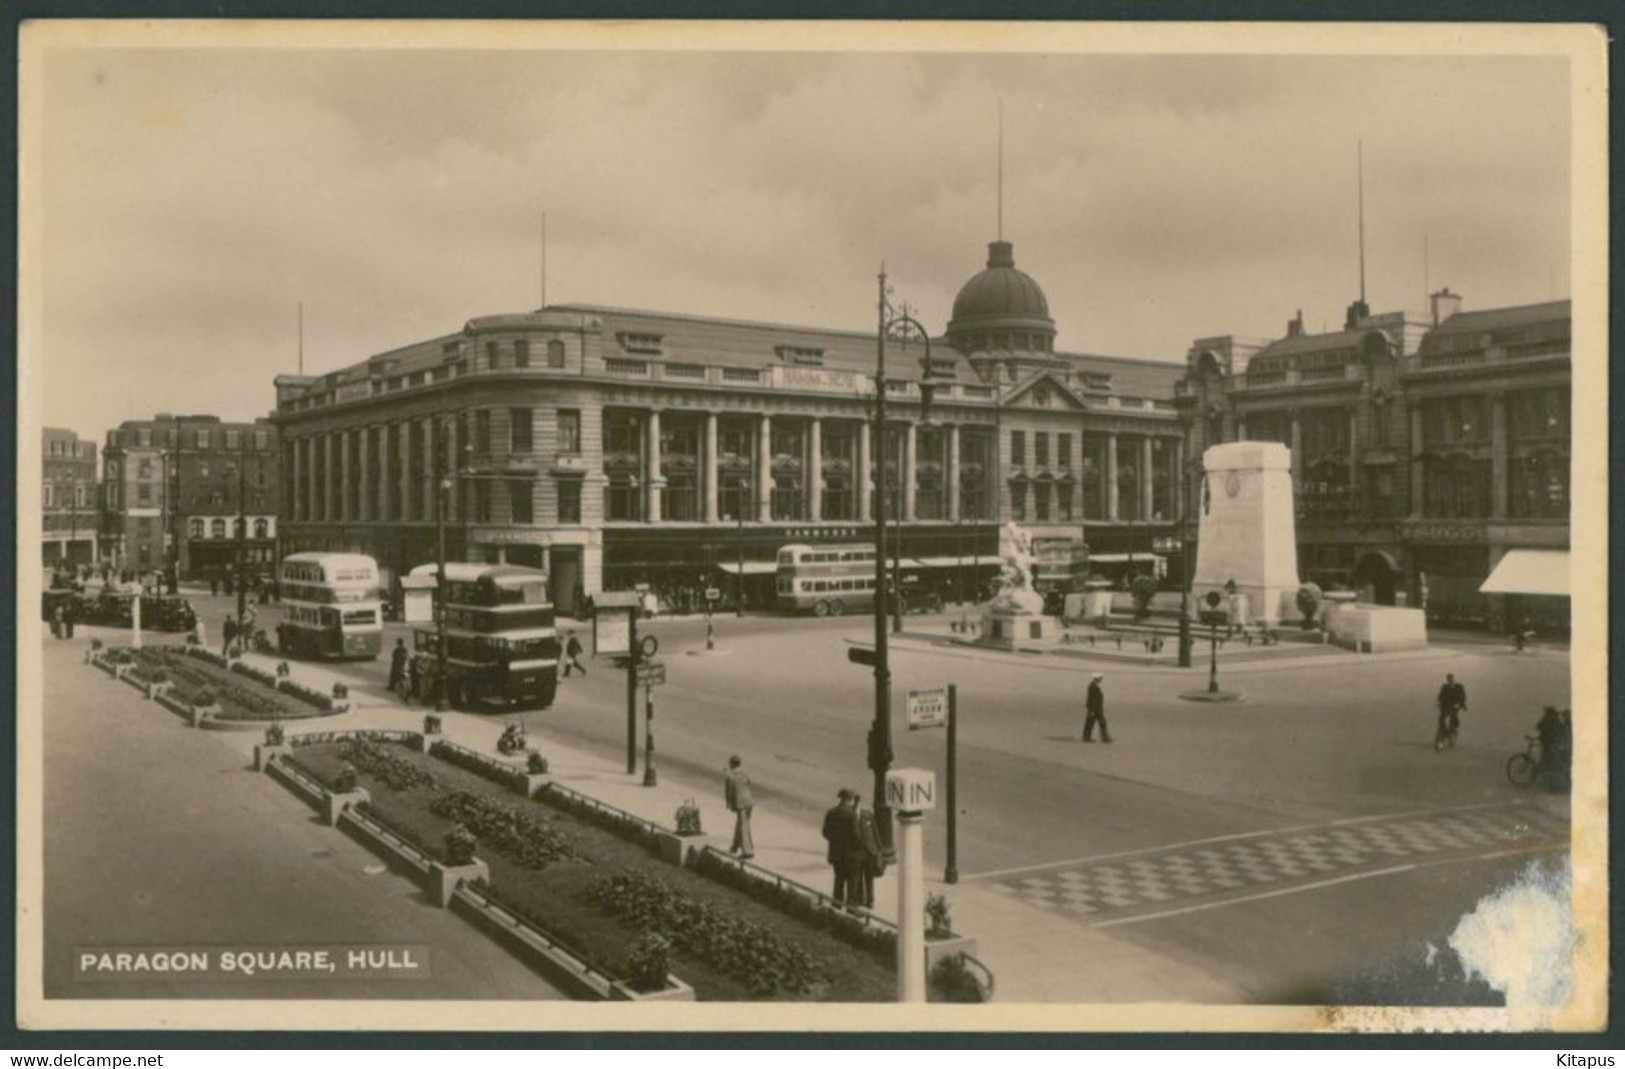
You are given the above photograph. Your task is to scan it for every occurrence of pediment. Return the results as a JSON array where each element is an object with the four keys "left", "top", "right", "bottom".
[{"left": 1004, "top": 370, "right": 1090, "bottom": 411}]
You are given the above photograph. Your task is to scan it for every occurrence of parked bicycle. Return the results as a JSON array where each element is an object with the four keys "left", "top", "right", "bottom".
[{"left": 1505, "top": 734, "right": 1546, "bottom": 787}]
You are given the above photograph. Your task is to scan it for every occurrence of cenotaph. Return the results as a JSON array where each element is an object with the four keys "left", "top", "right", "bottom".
[{"left": 1192, "top": 441, "right": 1299, "bottom": 626}]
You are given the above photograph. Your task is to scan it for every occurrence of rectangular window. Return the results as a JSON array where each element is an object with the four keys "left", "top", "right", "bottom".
[
  {"left": 664, "top": 363, "right": 706, "bottom": 380},
  {"left": 254, "top": 430, "right": 269, "bottom": 451},
  {"left": 1058, "top": 433, "right": 1073, "bottom": 468},
  {"left": 514, "top": 340, "right": 530, "bottom": 368},
  {"left": 1010, "top": 481, "right": 1026, "bottom": 521},
  {"left": 547, "top": 340, "right": 566, "bottom": 368},
  {"left": 1035, "top": 433, "right": 1050, "bottom": 467},
  {"left": 511, "top": 408, "right": 534, "bottom": 453},
  {"left": 487, "top": 341, "right": 499, "bottom": 367},
  {"left": 225, "top": 430, "right": 240, "bottom": 450},
  {"left": 558, "top": 410, "right": 581, "bottom": 453},
  {"left": 722, "top": 367, "right": 760, "bottom": 383},
  {"left": 474, "top": 480, "right": 493, "bottom": 523},
  {"left": 474, "top": 410, "right": 492, "bottom": 455},
  {"left": 605, "top": 358, "right": 649, "bottom": 376},
  {"left": 1058, "top": 482, "right": 1074, "bottom": 520},
  {"left": 42, "top": 485, "right": 52, "bottom": 507},
  {"left": 557, "top": 479, "right": 582, "bottom": 524},
  {"left": 138, "top": 459, "right": 153, "bottom": 478},
  {"left": 137, "top": 484, "right": 152, "bottom": 505},
  {"left": 195, "top": 429, "right": 210, "bottom": 449},
  {"left": 508, "top": 480, "right": 534, "bottom": 524},
  {"left": 1011, "top": 430, "right": 1026, "bottom": 467},
  {"left": 1035, "top": 482, "right": 1051, "bottom": 521}
]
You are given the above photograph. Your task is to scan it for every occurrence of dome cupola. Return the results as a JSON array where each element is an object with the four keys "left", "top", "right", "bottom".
[{"left": 945, "top": 239, "right": 1057, "bottom": 354}]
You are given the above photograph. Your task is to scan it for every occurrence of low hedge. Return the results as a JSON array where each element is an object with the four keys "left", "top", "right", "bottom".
[
  {"left": 341, "top": 737, "right": 440, "bottom": 793},
  {"left": 231, "top": 661, "right": 281, "bottom": 688},
  {"left": 428, "top": 790, "right": 584, "bottom": 870},
  {"left": 537, "top": 783, "right": 663, "bottom": 854},
  {"left": 429, "top": 740, "right": 528, "bottom": 792},
  {"left": 281, "top": 679, "right": 339, "bottom": 712},
  {"left": 688, "top": 847, "right": 895, "bottom": 960}
]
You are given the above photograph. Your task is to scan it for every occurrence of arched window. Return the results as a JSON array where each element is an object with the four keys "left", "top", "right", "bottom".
[
  {"left": 189, "top": 518, "right": 205, "bottom": 539},
  {"left": 210, "top": 518, "right": 226, "bottom": 539},
  {"left": 547, "top": 340, "right": 566, "bottom": 368},
  {"left": 254, "top": 518, "right": 269, "bottom": 539}
]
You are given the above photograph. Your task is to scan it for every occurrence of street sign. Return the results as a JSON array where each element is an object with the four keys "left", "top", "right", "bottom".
[
  {"left": 906, "top": 686, "right": 948, "bottom": 730},
  {"left": 705, "top": 587, "right": 721, "bottom": 602},
  {"left": 636, "top": 662, "right": 667, "bottom": 688},
  {"left": 847, "top": 645, "right": 877, "bottom": 667},
  {"left": 639, "top": 634, "right": 660, "bottom": 660},
  {"left": 885, "top": 768, "right": 936, "bottom": 813}
]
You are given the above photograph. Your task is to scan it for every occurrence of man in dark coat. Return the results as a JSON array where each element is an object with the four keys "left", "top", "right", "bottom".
[
  {"left": 1435, "top": 673, "right": 1467, "bottom": 749},
  {"left": 406, "top": 652, "right": 424, "bottom": 704},
  {"left": 222, "top": 614, "right": 238, "bottom": 657},
  {"left": 722, "top": 755, "right": 754, "bottom": 859},
  {"left": 563, "top": 632, "right": 587, "bottom": 677},
  {"left": 853, "top": 799, "right": 885, "bottom": 910},
  {"left": 1083, "top": 673, "right": 1112, "bottom": 743},
  {"left": 388, "top": 638, "right": 409, "bottom": 695},
  {"left": 821, "top": 788, "right": 861, "bottom": 907}
]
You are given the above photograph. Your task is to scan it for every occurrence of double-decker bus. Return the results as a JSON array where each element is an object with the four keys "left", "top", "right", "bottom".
[
  {"left": 775, "top": 543, "right": 880, "bottom": 617},
  {"left": 412, "top": 562, "right": 560, "bottom": 711},
  {"left": 276, "top": 552, "right": 385, "bottom": 660}
]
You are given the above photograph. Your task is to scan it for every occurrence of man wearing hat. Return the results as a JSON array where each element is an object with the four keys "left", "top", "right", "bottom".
[
  {"left": 1084, "top": 672, "right": 1112, "bottom": 743},
  {"left": 821, "top": 787, "right": 862, "bottom": 907}
]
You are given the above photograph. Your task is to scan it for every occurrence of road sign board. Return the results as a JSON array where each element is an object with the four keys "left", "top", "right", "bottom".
[
  {"left": 885, "top": 768, "right": 936, "bottom": 812},
  {"left": 847, "top": 646, "right": 877, "bottom": 667},
  {"left": 639, "top": 634, "right": 660, "bottom": 660},
  {"left": 636, "top": 662, "right": 667, "bottom": 688},
  {"left": 705, "top": 587, "right": 721, "bottom": 601},
  {"left": 906, "top": 686, "right": 948, "bottom": 730}
]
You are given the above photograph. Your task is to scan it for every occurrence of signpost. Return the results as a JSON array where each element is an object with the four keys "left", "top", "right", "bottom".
[
  {"left": 905, "top": 686, "right": 948, "bottom": 730},
  {"left": 704, "top": 588, "right": 719, "bottom": 651},
  {"left": 885, "top": 767, "right": 936, "bottom": 1003},
  {"left": 639, "top": 658, "right": 664, "bottom": 787},
  {"left": 635, "top": 662, "right": 667, "bottom": 688},
  {"left": 906, "top": 683, "right": 960, "bottom": 883}
]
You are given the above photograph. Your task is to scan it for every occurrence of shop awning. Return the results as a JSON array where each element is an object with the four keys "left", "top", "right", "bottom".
[
  {"left": 1479, "top": 549, "right": 1570, "bottom": 597},
  {"left": 715, "top": 561, "right": 779, "bottom": 576}
]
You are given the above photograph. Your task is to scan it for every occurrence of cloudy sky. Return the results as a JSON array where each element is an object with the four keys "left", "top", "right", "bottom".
[{"left": 29, "top": 27, "right": 1574, "bottom": 443}]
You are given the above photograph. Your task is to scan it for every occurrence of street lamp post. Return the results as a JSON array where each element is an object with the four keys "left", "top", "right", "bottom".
[{"left": 1204, "top": 590, "right": 1223, "bottom": 693}]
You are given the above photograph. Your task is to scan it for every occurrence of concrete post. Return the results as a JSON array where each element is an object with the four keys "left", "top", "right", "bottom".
[
  {"left": 896, "top": 809, "right": 926, "bottom": 1003},
  {"left": 903, "top": 422, "right": 917, "bottom": 522}
]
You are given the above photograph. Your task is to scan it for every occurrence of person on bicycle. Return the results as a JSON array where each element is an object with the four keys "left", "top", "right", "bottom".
[{"left": 1435, "top": 673, "right": 1467, "bottom": 750}]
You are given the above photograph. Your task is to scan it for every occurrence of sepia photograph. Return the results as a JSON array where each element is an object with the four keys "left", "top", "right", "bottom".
[{"left": 14, "top": 19, "right": 1608, "bottom": 1034}]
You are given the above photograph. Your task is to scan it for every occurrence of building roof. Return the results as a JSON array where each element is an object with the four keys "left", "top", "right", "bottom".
[
  {"left": 1252, "top": 329, "right": 1366, "bottom": 360},
  {"left": 1430, "top": 299, "right": 1571, "bottom": 337},
  {"left": 948, "top": 240, "right": 1054, "bottom": 328}
]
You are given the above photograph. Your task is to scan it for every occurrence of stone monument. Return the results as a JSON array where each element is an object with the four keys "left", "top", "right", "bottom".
[
  {"left": 1192, "top": 441, "right": 1299, "bottom": 626},
  {"left": 978, "top": 523, "right": 1060, "bottom": 649}
]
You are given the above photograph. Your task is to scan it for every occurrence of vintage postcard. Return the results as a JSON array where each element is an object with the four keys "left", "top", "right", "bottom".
[{"left": 15, "top": 19, "right": 1608, "bottom": 1033}]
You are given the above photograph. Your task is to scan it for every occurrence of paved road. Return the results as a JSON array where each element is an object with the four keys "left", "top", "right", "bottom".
[
  {"left": 169, "top": 595, "right": 1574, "bottom": 1002},
  {"left": 39, "top": 637, "right": 567, "bottom": 1001}
]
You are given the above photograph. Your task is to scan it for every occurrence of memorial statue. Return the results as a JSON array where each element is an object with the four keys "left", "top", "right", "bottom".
[{"left": 988, "top": 522, "right": 1045, "bottom": 616}]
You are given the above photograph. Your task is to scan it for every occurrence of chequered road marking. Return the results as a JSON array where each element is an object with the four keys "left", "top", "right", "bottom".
[{"left": 981, "top": 805, "right": 1569, "bottom": 923}]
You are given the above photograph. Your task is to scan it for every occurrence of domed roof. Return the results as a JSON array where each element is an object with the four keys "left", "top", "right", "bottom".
[{"left": 946, "top": 240, "right": 1056, "bottom": 349}]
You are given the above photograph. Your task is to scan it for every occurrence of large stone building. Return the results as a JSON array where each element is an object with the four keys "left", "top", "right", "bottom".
[
  {"left": 271, "top": 238, "right": 1187, "bottom": 614},
  {"left": 1175, "top": 291, "right": 1570, "bottom": 634},
  {"left": 101, "top": 414, "right": 282, "bottom": 583},
  {"left": 41, "top": 427, "right": 98, "bottom": 569}
]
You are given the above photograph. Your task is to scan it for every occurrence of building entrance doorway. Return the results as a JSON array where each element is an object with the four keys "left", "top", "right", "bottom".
[
  {"left": 1352, "top": 551, "right": 1400, "bottom": 605},
  {"left": 550, "top": 547, "right": 582, "bottom": 616}
]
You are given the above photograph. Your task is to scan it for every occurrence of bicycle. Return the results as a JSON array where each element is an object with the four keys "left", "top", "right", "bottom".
[
  {"left": 1505, "top": 734, "right": 1547, "bottom": 787},
  {"left": 1433, "top": 705, "right": 1462, "bottom": 751}
]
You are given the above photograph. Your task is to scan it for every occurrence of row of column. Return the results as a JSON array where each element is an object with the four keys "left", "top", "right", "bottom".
[
  {"left": 1406, "top": 392, "right": 1510, "bottom": 518},
  {"left": 642, "top": 413, "right": 967, "bottom": 525},
  {"left": 1100, "top": 434, "right": 1177, "bottom": 522},
  {"left": 292, "top": 419, "right": 455, "bottom": 526}
]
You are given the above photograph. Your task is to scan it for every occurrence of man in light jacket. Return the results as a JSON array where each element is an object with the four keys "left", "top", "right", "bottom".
[{"left": 723, "top": 754, "right": 754, "bottom": 859}]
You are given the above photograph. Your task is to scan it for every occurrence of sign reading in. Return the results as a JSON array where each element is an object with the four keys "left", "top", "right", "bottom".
[
  {"left": 885, "top": 768, "right": 937, "bottom": 813},
  {"left": 906, "top": 686, "right": 948, "bottom": 731},
  {"left": 636, "top": 662, "right": 667, "bottom": 688}
]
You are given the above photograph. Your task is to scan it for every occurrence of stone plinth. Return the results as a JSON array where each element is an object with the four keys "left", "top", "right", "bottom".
[
  {"left": 1326, "top": 605, "right": 1428, "bottom": 653},
  {"left": 431, "top": 858, "right": 490, "bottom": 908},
  {"left": 324, "top": 786, "right": 371, "bottom": 826},
  {"left": 978, "top": 611, "right": 1061, "bottom": 651},
  {"left": 1193, "top": 442, "right": 1299, "bottom": 626}
]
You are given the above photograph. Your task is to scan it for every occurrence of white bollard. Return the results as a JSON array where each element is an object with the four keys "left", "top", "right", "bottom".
[{"left": 896, "top": 809, "right": 927, "bottom": 1003}]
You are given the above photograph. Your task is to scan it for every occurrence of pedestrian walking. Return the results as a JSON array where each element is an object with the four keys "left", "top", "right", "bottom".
[
  {"left": 853, "top": 798, "right": 886, "bottom": 910},
  {"left": 210, "top": 574, "right": 219, "bottom": 597},
  {"left": 1435, "top": 673, "right": 1467, "bottom": 750},
  {"left": 821, "top": 788, "right": 861, "bottom": 908},
  {"left": 388, "top": 638, "right": 409, "bottom": 695},
  {"left": 62, "top": 599, "right": 76, "bottom": 639},
  {"left": 1083, "top": 672, "right": 1112, "bottom": 743},
  {"left": 563, "top": 632, "right": 587, "bottom": 677},
  {"left": 222, "top": 614, "right": 238, "bottom": 657},
  {"left": 407, "top": 653, "right": 423, "bottom": 705},
  {"left": 722, "top": 755, "right": 755, "bottom": 859}
]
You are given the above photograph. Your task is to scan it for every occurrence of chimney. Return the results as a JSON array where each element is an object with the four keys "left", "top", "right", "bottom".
[
  {"left": 1285, "top": 309, "right": 1304, "bottom": 338},
  {"left": 1430, "top": 287, "right": 1462, "bottom": 326},
  {"left": 1344, "top": 299, "right": 1370, "bottom": 331}
]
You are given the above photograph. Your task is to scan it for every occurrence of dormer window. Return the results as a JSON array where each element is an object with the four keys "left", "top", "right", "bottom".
[
  {"left": 617, "top": 332, "right": 664, "bottom": 356},
  {"left": 442, "top": 342, "right": 462, "bottom": 362},
  {"left": 775, "top": 345, "right": 825, "bottom": 366}
]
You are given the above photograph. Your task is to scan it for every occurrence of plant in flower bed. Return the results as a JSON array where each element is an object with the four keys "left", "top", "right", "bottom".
[
  {"left": 625, "top": 931, "right": 673, "bottom": 993},
  {"left": 587, "top": 869, "right": 821, "bottom": 997},
  {"left": 128, "top": 647, "right": 312, "bottom": 721},
  {"left": 285, "top": 740, "right": 896, "bottom": 1001},
  {"left": 340, "top": 737, "right": 440, "bottom": 792},
  {"left": 526, "top": 752, "right": 549, "bottom": 775},
  {"left": 429, "top": 791, "right": 583, "bottom": 869},
  {"left": 281, "top": 680, "right": 337, "bottom": 712},
  {"left": 429, "top": 740, "right": 527, "bottom": 790},
  {"left": 688, "top": 847, "right": 895, "bottom": 960},
  {"left": 231, "top": 661, "right": 280, "bottom": 688},
  {"left": 443, "top": 823, "right": 478, "bottom": 866}
]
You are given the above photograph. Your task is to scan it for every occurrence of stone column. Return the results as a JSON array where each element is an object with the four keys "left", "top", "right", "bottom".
[
  {"left": 1175, "top": 439, "right": 1187, "bottom": 521},
  {"left": 1141, "top": 436, "right": 1155, "bottom": 522},
  {"left": 1409, "top": 404, "right": 1426, "bottom": 517},
  {"left": 947, "top": 423, "right": 961, "bottom": 522},
  {"left": 326, "top": 432, "right": 341, "bottom": 522},
  {"left": 422, "top": 418, "right": 436, "bottom": 523},
  {"left": 1289, "top": 416, "right": 1302, "bottom": 490},
  {"left": 1105, "top": 434, "right": 1119, "bottom": 521},
  {"left": 903, "top": 422, "right": 918, "bottom": 522},
  {"left": 646, "top": 409, "right": 663, "bottom": 524},
  {"left": 310, "top": 437, "right": 321, "bottom": 523},
  {"left": 808, "top": 418, "right": 823, "bottom": 522},
  {"left": 399, "top": 422, "right": 413, "bottom": 522},
  {"left": 292, "top": 437, "right": 305, "bottom": 522},
  {"left": 858, "top": 420, "right": 873, "bottom": 523},
  {"left": 1348, "top": 408, "right": 1360, "bottom": 504},
  {"left": 757, "top": 414, "right": 773, "bottom": 522},
  {"left": 378, "top": 425, "right": 392, "bottom": 522},
  {"left": 1490, "top": 391, "right": 1508, "bottom": 519},
  {"left": 339, "top": 430, "right": 352, "bottom": 522},
  {"left": 703, "top": 412, "right": 719, "bottom": 523}
]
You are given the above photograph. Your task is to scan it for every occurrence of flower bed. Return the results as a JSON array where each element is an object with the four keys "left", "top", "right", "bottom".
[
  {"left": 429, "top": 791, "right": 584, "bottom": 869},
  {"left": 287, "top": 739, "right": 895, "bottom": 1001},
  {"left": 281, "top": 679, "right": 342, "bottom": 712},
  {"left": 118, "top": 646, "right": 337, "bottom": 722},
  {"left": 537, "top": 782, "right": 664, "bottom": 854},
  {"left": 230, "top": 661, "right": 281, "bottom": 689},
  {"left": 429, "top": 740, "right": 529, "bottom": 793}
]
